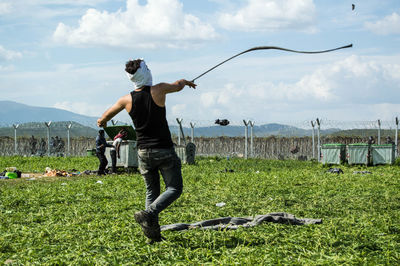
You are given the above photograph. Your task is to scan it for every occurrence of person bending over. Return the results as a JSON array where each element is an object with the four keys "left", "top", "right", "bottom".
[{"left": 110, "top": 129, "right": 128, "bottom": 173}]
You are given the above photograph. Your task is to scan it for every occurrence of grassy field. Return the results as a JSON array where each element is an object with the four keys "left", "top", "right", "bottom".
[{"left": 0, "top": 156, "right": 399, "bottom": 264}]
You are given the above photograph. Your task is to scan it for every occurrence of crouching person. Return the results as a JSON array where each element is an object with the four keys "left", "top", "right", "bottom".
[{"left": 110, "top": 129, "right": 128, "bottom": 173}]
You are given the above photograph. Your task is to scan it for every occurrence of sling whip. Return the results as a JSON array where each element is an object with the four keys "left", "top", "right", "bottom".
[{"left": 191, "top": 44, "right": 353, "bottom": 82}]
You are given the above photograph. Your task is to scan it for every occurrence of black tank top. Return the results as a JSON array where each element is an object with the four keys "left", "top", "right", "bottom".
[{"left": 129, "top": 86, "right": 173, "bottom": 149}]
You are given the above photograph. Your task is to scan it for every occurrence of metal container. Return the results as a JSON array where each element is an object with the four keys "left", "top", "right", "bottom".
[
  {"left": 347, "top": 143, "right": 370, "bottom": 165},
  {"left": 371, "top": 144, "right": 395, "bottom": 165},
  {"left": 175, "top": 145, "right": 187, "bottom": 164},
  {"left": 175, "top": 142, "right": 196, "bottom": 165},
  {"left": 104, "top": 125, "right": 138, "bottom": 169},
  {"left": 105, "top": 140, "right": 138, "bottom": 168},
  {"left": 321, "top": 143, "right": 346, "bottom": 165},
  {"left": 86, "top": 148, "right": 96, "bottom": 157}
]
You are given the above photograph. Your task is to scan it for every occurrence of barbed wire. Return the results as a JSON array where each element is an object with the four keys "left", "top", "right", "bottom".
[{"left": 1, "top": 118, "right": 399, "bottom": 134}]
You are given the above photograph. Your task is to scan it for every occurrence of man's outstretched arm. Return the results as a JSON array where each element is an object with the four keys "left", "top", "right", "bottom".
[
  {"left": 97, "top": 94, "right": 131, "bottom": 127},
  {"left": 154, "top": 79, "right": 196, "bottom": 94},
  {"left": 151, "top": 79, "right": 196, "bottom": 107}
]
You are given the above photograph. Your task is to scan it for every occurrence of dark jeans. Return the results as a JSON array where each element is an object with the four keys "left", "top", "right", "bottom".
[
  {"left": 138, "top": 148, "right": 183, "bottom": 220},
  {"left": 96, "top": 151, "right": 108, "bottom": 175},
  {"left": 110, "top": 149, "right": 117, "bottom": 173}
]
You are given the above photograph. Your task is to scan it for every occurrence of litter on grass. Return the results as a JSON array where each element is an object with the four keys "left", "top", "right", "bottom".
[
  {"left": 327, "top": 168, "right": 344, "bottom": 174},
  {"left": 353, "top": 171, "right": 372, "bottom": 174},
  {"left": 161, "top": 212, "right": 322, "bottom": 231}
]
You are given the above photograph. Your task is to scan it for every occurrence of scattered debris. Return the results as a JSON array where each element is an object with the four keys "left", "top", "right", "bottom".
[
  {"left": 96, "top": 180, "right": 103, "bottom": 184},
  {"left": 327, "top": 168, "right": 344, "bottom": 174},
  {"left": 27, "top": 178, "right": 36, "bottom": 181},
  {"left": 83, "top": 170, "right": 98, "bottom": 175},
  {"left": 353, "top": 171, "right": 372, "bottom": 174},
  {"left": 45, "top": 168, "right": 80, "bottom": 177},
  {"left": 216, "top": 202, "right": 226, "bottom": 207},
  {"left": 61, "top": 183, "right": 67, "bottom": 186}
]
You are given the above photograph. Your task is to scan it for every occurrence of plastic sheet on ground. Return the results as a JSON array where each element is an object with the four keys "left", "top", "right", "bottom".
[{"left": 161, "top": 212, "right": 322, "bottom": 231}]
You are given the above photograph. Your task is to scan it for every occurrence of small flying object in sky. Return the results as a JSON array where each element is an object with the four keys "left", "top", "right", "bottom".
[{"left": 352, "top": 4, "right": 355, "bottom": 11}]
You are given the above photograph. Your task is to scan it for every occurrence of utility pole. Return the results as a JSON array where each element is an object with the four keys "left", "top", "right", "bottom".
[
  {"left": 12, "top": 124, "right": 19, "bottom": 155},
  {"left": 316, "top": 118, "right": 321, "bottom": 162},
  {"left": 45, "top": 121, "right": 52, "bottom": 156},
  {"left": 249, "top": 121, "right": 255, "bottom": 158},
  {"left": 243, "top": 120, "right": 249, "bottom": 159},
  {"left": 190, "top": 122, "right": 195, "bottom": 143},
  {"left": 67, "top": 122, "right": 72, "bottom": 156},
  {"left": 377, "top": 119, "right": 381, "bottom": 145},
  {"left": 311, "top": 121, "right": 315, "bottom": 159}
]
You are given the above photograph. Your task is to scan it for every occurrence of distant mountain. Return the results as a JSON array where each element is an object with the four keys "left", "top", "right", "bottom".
[
  {"left": 0, "top": 101, "right": 97, "bottom": 126},
  {"left": 0, "top": 100, "right": 343, "bottom": 138},
  {"left": 330, "top": 129, "right": 395, "bottom": 138}
]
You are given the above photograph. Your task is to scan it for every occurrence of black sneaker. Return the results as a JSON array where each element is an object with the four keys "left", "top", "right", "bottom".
[{"left": 134, "top": 210, "right": 162, "bottom": 241}]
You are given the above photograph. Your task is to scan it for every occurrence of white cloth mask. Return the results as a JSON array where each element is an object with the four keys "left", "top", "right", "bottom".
[{"left": 126, "top": 60, "right": 153, "bottom": 89}]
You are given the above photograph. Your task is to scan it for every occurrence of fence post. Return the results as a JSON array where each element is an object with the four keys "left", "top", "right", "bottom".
[
  {"left": 377, "top": 119, "right": 381, "bottom": 145},
  {"left": 243, "top": 120, "right": 249, "bottom": 159},
  {"left": 176, "top": 118, "right": 183, "bottom": 146},
  {"left": 45, "top": 121, "right": 52, "bottom": 156},
  {"left": 396, "top": 117, "right": 398, "bottom": 158},
  {"left": 316, "top": 118, "right": 321, "bottom": 162},
  {"left": 249, "top": 121, "right": 255, "bottom": 158},
  {"left": 67, "top": 122, "right": 72, "bottom": 156},
  {"left": 190, "top": 122, "right": 195, "bottom": 143},
  {"left": 13, "top": 124, "right": 19, "bottom": 155},
  {"left": 311, "top": 121, "right": 315, "bottom": 159}
]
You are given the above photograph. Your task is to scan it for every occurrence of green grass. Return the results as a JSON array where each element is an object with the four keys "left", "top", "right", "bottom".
[{"left": 1, "top": 156, "right": 399, "bottom": 264}]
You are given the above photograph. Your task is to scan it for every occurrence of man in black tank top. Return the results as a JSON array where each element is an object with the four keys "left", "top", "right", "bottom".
[{"left": 97, "top": 59, "right": 196, "bottom": 243}]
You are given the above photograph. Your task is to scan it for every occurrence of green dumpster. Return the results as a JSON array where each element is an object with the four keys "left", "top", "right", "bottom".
[
  {"left": 86, "top": 149, "right": 96, "bottom": 157},
  {"left": 321, "top": 143, "right": 346, "bottom": 165},
  {"left": 347, "top": 143, "right": 370, "bottom": 165},
  {"left": 371, "top": 144, "right": 395, "bottom": 165}
]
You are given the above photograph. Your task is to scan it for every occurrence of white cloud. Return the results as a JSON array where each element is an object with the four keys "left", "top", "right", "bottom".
[
  {"left": 53, "top": 0, "right": 217, "bottom": 48},
  {"left": 0, "top": 45, "right": 22, "bottom": 61},
  {"left": 189, "top": 55, "right": 400, "bottom": 122},
  {"left": 365, "top": 12, "right": 400, "bottom": 35},
  {"left": 0, "top": 2, "right": 12, "bottom": 14},
  {"left": 218, "top": 0, "right": 316, "bottom": 32},
  {"left": 171, "top": 104, "right": 187, "bottom": 117}
]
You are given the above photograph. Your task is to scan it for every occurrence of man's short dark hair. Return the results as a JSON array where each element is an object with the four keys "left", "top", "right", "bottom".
[{"left": 125, "top": 59, "right": 142, "bottom": 75}]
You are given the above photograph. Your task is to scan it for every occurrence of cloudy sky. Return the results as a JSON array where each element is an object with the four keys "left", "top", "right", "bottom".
[{"left": 1, "top": 0, "right": 400, "bottom": 127}]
